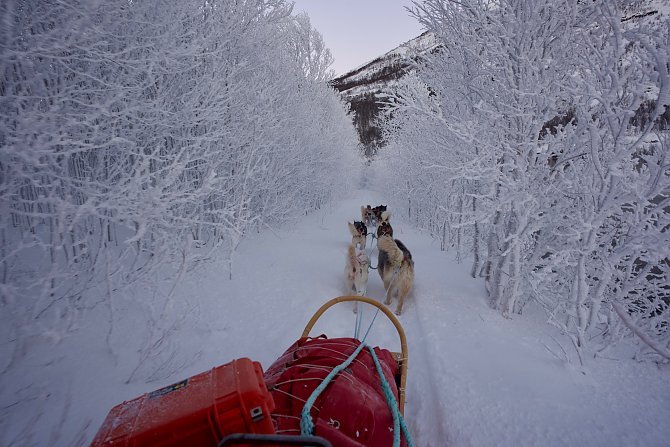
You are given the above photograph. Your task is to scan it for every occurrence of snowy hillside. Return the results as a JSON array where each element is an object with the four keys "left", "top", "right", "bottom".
[
  {"left": 3, "top": 188, "right": 668, "bottom": 446},
  {"left": 331, "top": 31, "right": 438, "bottom": 99},
  {"left": 330, "top": 0, "right": 670, "bottom": 157},
  {"left": 330, "top": 32, "right": 438, "bottom": 155}
]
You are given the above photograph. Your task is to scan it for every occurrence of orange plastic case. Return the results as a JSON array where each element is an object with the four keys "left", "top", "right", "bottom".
[{"left": 91, "top": 358, "right": 275, "bottom": 446}]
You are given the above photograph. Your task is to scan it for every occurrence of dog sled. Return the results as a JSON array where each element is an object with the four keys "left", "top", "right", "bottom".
[{"left": 91, "top": 296, "right": 412, "bottom": 447}]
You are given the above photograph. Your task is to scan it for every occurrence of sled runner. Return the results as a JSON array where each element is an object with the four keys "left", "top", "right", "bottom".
[{"left": 90, "top": 296, "right": 411, "bottom": 447}]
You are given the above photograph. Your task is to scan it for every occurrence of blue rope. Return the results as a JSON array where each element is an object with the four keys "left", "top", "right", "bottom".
[
  {"left": 367, "top": 345, "right": 413, "bottom": 447},
  {"left": 355, "top": 301, "right": 379, "bottom": 340},
  {"left": 362, "top": 307, "right": 380, "bottom": 341},
  {"left": 302, "top": 308, "right": 379, "bottom": 436},
  {"left": 300, "top": 341, "right": 366, "bottom": 436},
  {"left": 300, "top": 319, "right": 413, "bottom": 446}
]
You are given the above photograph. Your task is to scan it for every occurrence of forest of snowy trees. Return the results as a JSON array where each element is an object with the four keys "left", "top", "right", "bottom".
[
  {"left": 0, "top": 0, "right": 359, "bottom": 374},
  {"left": 379, "top": 0, "right": 669, "bottom": 362},
  {"left": 1, "top": 0, "right": 670, "bottom": 445}
]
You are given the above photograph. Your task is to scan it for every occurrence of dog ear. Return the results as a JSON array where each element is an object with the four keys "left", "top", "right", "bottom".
[
  {"left": 357, "top": 221, "right": 367, "bottom": 236},
  {"left": 348, "top": 221, "right": 358, "bottom": 237},
  {"left": 376, "top": 220, "right": 393, "bottom": 237}
]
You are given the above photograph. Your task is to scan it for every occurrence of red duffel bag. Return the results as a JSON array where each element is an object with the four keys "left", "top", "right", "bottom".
[{"left": 264, "top": 336, "right": 406, "bottom": 447}]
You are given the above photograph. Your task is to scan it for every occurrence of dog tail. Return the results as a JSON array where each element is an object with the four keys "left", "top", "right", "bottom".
[
  {"left": 377, "top": 236, "right": 404, "bottom": 266},
  {"left": 380, "top": 210, "right": 391, "bottom": 223}
]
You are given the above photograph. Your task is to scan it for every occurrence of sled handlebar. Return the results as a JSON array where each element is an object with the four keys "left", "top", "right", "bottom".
[
  {"left": 219, "top": 433, "right": 332, "bottom": 446},
  {"left": 301, "top": 295, "right": 408, "bottom": 415}
]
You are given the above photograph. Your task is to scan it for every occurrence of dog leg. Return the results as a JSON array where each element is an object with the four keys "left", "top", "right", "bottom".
[
  {"left": 394, "top": 270, "right": 413, "bottom": 315},
  {"left": 395, "top": 284, "right": 408, "bottom": 315},
  {"left": 383, "top": 279, "right": 394, "bottom": 305}
]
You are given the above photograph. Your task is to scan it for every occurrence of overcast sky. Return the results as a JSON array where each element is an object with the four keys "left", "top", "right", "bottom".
[{"left": 290, "top": 0, "right": 425, "bottom": 76}]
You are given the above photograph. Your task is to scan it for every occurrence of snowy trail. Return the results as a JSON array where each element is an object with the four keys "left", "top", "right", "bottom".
[
  {"left": 193, "top": 187, "right": 670, "bottom": 447},
  {"left": 103, "top": 188, "right": 670, "bottom": 446},
  {"left": 403, "top": 303, "right": 449, "bottom": 446},
  {"left": 193, "top": 187, "right": 462, "bottom": 445},
  {"left": 247, "top": 187, "right": 490, "bottom": 446},
  {"left": 8, "top": 189, "right": 669, "bottom": 446}
]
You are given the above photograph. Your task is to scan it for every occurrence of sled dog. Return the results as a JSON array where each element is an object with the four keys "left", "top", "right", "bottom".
[
  {"left": 377, "top": 236, "right": 414, "bottom": 315},
  {"left": 361, "top": 205, "right": 376, "bottom": 227},
  {"left": 345, "top": 243, "right": 369, "bottom": 297},
  {"left": 361, "top": 205, "right": 388, "bottom": 227},
  {"left": 348, "top": 221, "right": 367, "bottom": 249},
  {"left": 373, "top": 206, "right": 388, "bottom": 224},
  {"left": 376, "top": 218, "right": 393, "bottom": 239}
]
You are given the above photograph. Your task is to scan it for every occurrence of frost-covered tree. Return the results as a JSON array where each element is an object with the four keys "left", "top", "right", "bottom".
[
  {"left": 0, "top": 0, "right": 357, "bottom": 384},
  {"left": 380, "top": 0, "right": 669, "bottom": 361},
  {"left": 385, "top": 0, "right": 582, "bottom": 313},
  {"left": 282, "top": 12, "right": 336, "bottom": 82},
  {"left": 528, "top": 1, "right": 670, "bottom": 361},
  {"left": 1, "top": 0, "right": 359, "bottom": 442}
]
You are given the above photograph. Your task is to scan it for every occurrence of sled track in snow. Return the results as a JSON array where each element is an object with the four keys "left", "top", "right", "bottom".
[{"left": 404, "top": 293, "right": 449, "bottom": 446}]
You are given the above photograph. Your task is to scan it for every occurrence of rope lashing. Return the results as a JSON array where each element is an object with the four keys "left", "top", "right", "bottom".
[
  {"left": 299, "top": 341, "right": 366, "bottom": 436},
  {"left": 301, "top": 306, "right": 413, "bottom": 446},
  {"left": 303, "top": 309, "right": 380, "bottom": 435},
  {"left": 299, "top": 342, "right": 413, "bottom": 447},
  {"left": 367, "top": 345, "right": 413, "bottom": 447}
]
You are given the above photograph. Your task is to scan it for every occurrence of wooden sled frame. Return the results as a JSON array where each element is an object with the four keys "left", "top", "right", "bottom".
[{"left": 301, "top": 295, "right": 408, "bottom": 415}]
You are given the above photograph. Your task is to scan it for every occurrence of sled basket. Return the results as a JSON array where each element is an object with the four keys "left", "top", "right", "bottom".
[
  {"left": 262, "top": 296, "right": 409, "bottom": 447},
  {"left": 300, "top": 295, "right": 408, "bottom": 414}
]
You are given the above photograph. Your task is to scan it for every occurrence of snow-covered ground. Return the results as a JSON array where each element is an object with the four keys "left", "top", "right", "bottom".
[{"left": 2, "top": 189, "right": 669, "bottom": 446}]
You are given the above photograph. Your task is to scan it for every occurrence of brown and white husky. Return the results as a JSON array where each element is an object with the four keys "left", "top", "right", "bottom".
[
  {"left": 376, "top": 213, "right": 393, "bottom": 239},
  {"left": 377, "top": 235, "right": 414, "bottom": 315},
  {"left": 361, "top": 205, "right": 388, "bottom": 227},
  {"left": 361, "top": 205, "right": 376, "bottom": 227}
]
